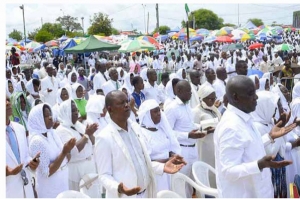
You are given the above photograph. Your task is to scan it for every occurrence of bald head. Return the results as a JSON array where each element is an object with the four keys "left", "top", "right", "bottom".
[
  {"left": 176, "top": 80, "right": 192, "bottom": 103},
  {"left": 226, "top": 75, "right": 257, "bottom": 113},
  {"left": 189, "top": 69, "right": 201, "bottom": 86},
  {"left": 105, "top": 90, "right": 130, "bottom": 122},
  {"left": 216, "top": 67, "right": 227, "bottom": 81}
]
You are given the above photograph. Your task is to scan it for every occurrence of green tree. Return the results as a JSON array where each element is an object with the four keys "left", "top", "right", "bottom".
[
  {"left": 248, "top": 18, "right": 264, "bottom": 27},
  {"left": 35, "top": 30, "right": 53, "bottom": 43},
  {"left": 181, "top": 20, "right": 186, "bottom": 28},
  {"left": 152, "top": 25, "right": 170, "bottom": 34},
  {"left": 88, "top": 12, "right": 113, "bottom": 36},
  {"left": 8, "top": 29, "right": 23, "bottom": 41},
  {"left": 56, "top": 15, "right": 82, "bottom": 32},
  {"left": 189, "top": 9, "right": 223, "bottom": 30},
  {"left": 112, "top": 28, "right": 120, "bottom": 35},
  {"left": 27, "top": 28, "right": 40, "bottom": 40},
  {"left": 223, "top": 23, "right": 236, "bottom": 28},
  {"left": 67, "top": 31, "right": 84, "bottom": 38},
  {"left": 41, "top": 23, "right": 65, "bottom": 38}
]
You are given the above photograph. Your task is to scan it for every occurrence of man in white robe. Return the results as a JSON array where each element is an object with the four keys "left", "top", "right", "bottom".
[
  {"left": 101, "top": 67, "right": 120, "bottom": 96},
  {"left": 143, "top": 69, "right": 164, "bottom": 104},
  {"left": 93, "top": 61, "right": 108, "bottom": 92},
  {"left": 213, "top": 67, "right": 227, "bottom": 112},
  {"left": 189, "top": 70, "right": 201, "bottom": 109},
  {"left": 40, "top": 64, "right": 59, "bottom": 106}
]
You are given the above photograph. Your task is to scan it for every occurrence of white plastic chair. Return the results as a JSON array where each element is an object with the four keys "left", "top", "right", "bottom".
[
  {"left": 157, "top": 190, "right": 181, "bottom": 198},
  {"left": 79, "top": 173, "right": 102, "bottom": 198},
  {"left": 170, "top": 172, "right": 218, "bottom": 198},
  {"left": 56, "top": 190, "right": 90, "bottom": 198},
  {"left": 192, "top": 161, "right": 218, "bottom": 198}
]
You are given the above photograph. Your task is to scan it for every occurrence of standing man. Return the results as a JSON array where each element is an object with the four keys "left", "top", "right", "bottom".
[
  {"left": 93, "top": 60, "right": 108, "bottom": 92},
  {"left": 94, "top": 91, "right": 186, "bottom": 198},
  {"left": 9, "top": 47, "right": 20, "bottom": 66},
  {"left": 143, "top": 69, "right": 164, "bottom": 105},
  {"left": 40, "top": 64, "right": 59, "bottom": 106},
  {"left": 214, "top": 75, "right": 292, "bottom": 198},
  {"left": 189, "top": 70, "right": 201, "bottom": 109},
  {"left": 6, "top": 98, "right": 40, "bottom": 198},
  {"left": 235, "top": 60, "right": 248, "bottom": 76},
  {"left": 165, "top": 80, "right": 207, "bottom": 197},
  {"left": 101, "top": 67, "right": 120, "bottom": 96}
]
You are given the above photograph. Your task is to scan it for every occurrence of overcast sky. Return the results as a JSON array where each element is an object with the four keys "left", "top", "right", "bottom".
[{"left": 5, "top": 3, "right": 300, "bottom": 38}]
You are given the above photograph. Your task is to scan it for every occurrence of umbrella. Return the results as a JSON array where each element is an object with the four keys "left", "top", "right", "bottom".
[
  {"left": 247, "top": 69, "right": 264, "bottom": 78},
  {"left": 203, "top": 36, "right": 216, "bottom": 43},
  {"left": 137, "top": 36, "right": 159, "bottom": 45},
  {"left": 215, "top": 29, "right": 228, "bottom": 36},
  {"left": 189, "top": 35, "right": 204, "bottom": 42},
  {"left": 222, "top": 43, "right": 244, "bottom": 52},
  {"left": 45, "top": 40, "right": 59, "bottom": 47},
  {"left": 196, "top": 29, "right": 210, "bottom": 36},
  {"left": 220, "top": 26, "right": 234, "bottom": 34},
  {"left": 216, "top": 36, "right": 233, "bottom": 43},
  {"left": 118, "top": 39, "right": 156, "bottom": 52},
  {"left": 179, "top": 28, "right": 195, "bottom": 33},
  {"left": 249, "top": 43, "right": 264, "bottom": 50},
  {"left": 25, "top": 41, "right": 41, "bottom": 49},
  {"left": 275, "top": 44, "right": 294, "bottom": 51}
]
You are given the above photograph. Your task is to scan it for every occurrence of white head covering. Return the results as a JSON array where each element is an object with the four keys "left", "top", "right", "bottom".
[
  {"left": 140, "top": 68, "right": 148, "bottom": 81},
  {"left": 272, "top": 83, "right": 290, "bottom": 112},
  {"left": 176, "top": 68, "right": 186, "bottom": 80},
  {"left": 198, "top": 84, "right": 215, "bottom": 100},
  {"left": 28, "top": 103, "right": 52, "bottom": 135},
  {"left": 165, "top": 79, "right": 176, "bottom": 99},
  {"left": 138, "top": 99, "right": 181, "bottom": 154},
  {"left": 86, "top": 95, "right": 109, "bottom": 129},
  {"left": 117, "top": 67, "right": 127, "bottom": 82},
  {"left": 6, "top": 79, "right": 14, "bottom": 98},
  {"left": 71, "top": 83, "right": 84, "bottom": 100},
  {"left": 258, "top": 78, "right": 269, "bottom": 91},
  {"left": 287, "top": 97, "right": 300, "bottom": 127},
  {"left": 57, "top": 87, "right": 69, "bottom": 104},
  {"left": 262, "top": 72, "right": 272, "bottom": 83},
  {"left": 68, "top": 71, "right": 78, "bottom": 85},
  {"left": 292, "top": 81, "right": 300, "bottom": 100},
  {"left": 169, "top": 73, "right": 179, "bottom": 80},
  {"left": 15, "top": 80, "right": 26, "bottom": 92},
  {"left": 26, "top": 79, "right": 39, "bottom": 96},
  {"left": 251, "top": 91, "right": 279, "bottom": 125},
  {"left": 58, "top": 99, "right": 85, "bottom": 134},
  {"left": 249, "top": 74, "right": 259, "bottom": 85},
  {"left": 121, "top": 72, "right": 134, "bottom": 94}
]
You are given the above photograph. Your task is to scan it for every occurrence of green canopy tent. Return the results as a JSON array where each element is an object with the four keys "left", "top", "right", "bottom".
[{"left": 64, "top": 35, "right": 121, "bottom": 53}]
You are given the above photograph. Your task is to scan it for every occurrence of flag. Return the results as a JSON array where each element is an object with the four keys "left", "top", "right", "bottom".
[{"left": 185, "top": 3, "right": 190, "bottom": 13}]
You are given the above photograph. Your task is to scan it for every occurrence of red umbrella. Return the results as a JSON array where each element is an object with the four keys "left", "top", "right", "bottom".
[
  {"left": 216, "top": 36, "right": 233, "bottom": 43},
  {"left": 153, "top": 32, "right": 160, "bottom": 38},
  {"left": 45, "top": 40, "right": 58, "bottom": 47},
  {"left": 249, "top": 43, "right": 264, "bottom": 50}
]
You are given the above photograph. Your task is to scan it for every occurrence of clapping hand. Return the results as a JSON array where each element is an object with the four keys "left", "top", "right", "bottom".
[
  {"left": 62, "top": 138, "right": 76, "bottom": 155},
  {"left": 118, "top": 182, "right": 141, "bottom": 196},
  {"left": 85, "top": 123, "right": 98, "bottom": 136},
  {"left": 275, "top": 111, "right": 291, "bottom": 128}
]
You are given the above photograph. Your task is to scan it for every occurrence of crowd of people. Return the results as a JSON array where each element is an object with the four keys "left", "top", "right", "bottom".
[{"left": 5, "top": 29, "right": 300, "bottom": 198}]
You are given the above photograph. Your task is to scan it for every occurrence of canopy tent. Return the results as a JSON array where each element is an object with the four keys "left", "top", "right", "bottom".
[
  {"left": 64, "top": 35, "right": 121, "bottom": 53},
  {"left": 58, "top": 35, "right": 68, "bottom": 42},
  {"left": 167, "top": 26, "right": 181, "bottom": 33},
  {"left": 241, "top": 21, "right": 257, "bottom": 30}
]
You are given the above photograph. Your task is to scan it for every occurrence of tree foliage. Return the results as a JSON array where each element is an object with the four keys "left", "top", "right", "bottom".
[
  {"left": 223, "top": 23, "right": 236, "bottom": 28},
  {"left": 27, "top": 28, "right": 40, "bottom": 40},
  {"left": 35, "top": 30, "right": 53, "bottom": 43},
  {"left": 88, "top": 12, "right": 113, "bottom": 36},
  {"left": 41, "top": 23, "right": 65, "bottom": 38},
  {"left": 112, "top": 28, "right": 120, "bottom": 35},
  {"left": 56, "top": 15, "right": 82, "bottom": 32},
  {"left": 152, "top": 25, "right": 170, "bottom": 35},
  {"left": 188, "top": 9, "right": 224, "bottom": 30},
  {"left": 248, "top": 18, "right": 264, "bottom": 27},
  {"left": 9, "top": 29, "right": 23, "bottom": 41},
  {"left": 181, "top": 20, "right": 186, "bottom": 28}
]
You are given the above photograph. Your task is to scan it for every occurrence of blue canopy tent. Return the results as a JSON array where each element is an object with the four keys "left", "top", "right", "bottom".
[
  {"left": 33, "top": 44, "right": 46, "bottom": 52},
  {"left": 58, "top": 35, "right": 68, "bottom": 43},
  {"left": 19, "top": 38, "right": 32, "bottom": 46},
  {"left": 167, "top": 26, "right": 180, "bottom": 33}
]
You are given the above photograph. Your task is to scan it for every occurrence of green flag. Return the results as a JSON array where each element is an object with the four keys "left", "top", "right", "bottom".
[{"left": 185, "top": 3, "right": 190, "bottom": 13}]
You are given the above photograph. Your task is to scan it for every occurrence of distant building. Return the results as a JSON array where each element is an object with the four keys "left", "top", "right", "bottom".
[{"left": 293, "top": 11, "right": 300, "bottom": 28}]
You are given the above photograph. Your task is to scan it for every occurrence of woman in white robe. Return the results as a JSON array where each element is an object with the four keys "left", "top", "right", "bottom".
[
  {"left": 117, "top": 66, "right": 127, "bottom": 86},
  {"left": 138, "top": 99, "right": 181, "bottom": 192},
  {"left": 258, "top": 77, "right": 270, "bottom": 91},
  {"left": 163, "top": 78, "right": 180, "bottom": 111},
  {"left": 56, "top": 99, "right": 98, "bottom": 191},
  {"left": 26, "top": 79, "right": 45, "bottom": 106},
  {"left": 85, "top": 94, "right": 110, "bottom": 135},
  {"left": 6, "top": 79, "right": 15, "bottom": 98},
  {"left": 176, "top": 68, "right": 188, "bottom": 81},
  {"left": 28, "top": 103, "right": 75, "bottom": 198},
  {"left": 192, "top": 85, "right": 221, "bottom": 189},
  {"left": 52, "top": 87, "right": 69, "bottom": 122},
  {"left": 120, "top": 72, "right": 134, "bottom": 94}
]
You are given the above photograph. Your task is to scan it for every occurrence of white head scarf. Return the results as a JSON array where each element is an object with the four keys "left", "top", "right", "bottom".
[
  {"left": 68, "top": 71, "right": 78, "bottom": 85},
  {"left": 198, "top": 84, "right": 215, "bottom": 100},
  {"left": 251, "top": 91, "right": 279, "bottom": 125},
  {"left": 26, "top": 79, "right": 39, "bottom": 96},
  {"left": 117, "top": 67, "right": 127, "bottom": 82},
  {"left": 169, "top": 73, "right": 179, "bottom": 80},
  {"left": 249, "top": 74, "right": 259, "bottom": 86},
  {"left": 6, "top": 79, "right": 14, "bottom": 98},
  {"left": 273, "top": 83, "right": 290, "bottom": 112},
  {"left": 15, "top": 80, "right": 26, "bottom": 92},
  {"left": 71, "top": 83, "right": 84, "bottom": 100},
  {"left": 58, "top": 99, "right": 85, "bottom": 134},
  {"left": 258, "top": 78, "right": 269, "bottom": 91},
  {"left": 138, "top": 99, "right": 181, "bottom": 154},
  {"left": 292, "top": 81, "right": 300, "bottom": 100},
  {"left": 28, "top": 103, "right": 52, "bottom": 135},
  {"left": 57, "top": 87, "right": 69, "bottom": 104},
  {"left": 165, "top": 79, "right": 177, "bottom": 99},
  {"left": 176, "top": 68, "right": 186, "bottom": 80},
  {"left": 86, "top": 95, "right": 109, "bottom": 129},
  {"left": 262, "top": 72, "right": 272, "bottom": 84},
  {"left": 140, "top": 68, "right": 148, "bottom": 81},
  {"left": 121, "top": 72, "right": 134, "bottom": 94},
  {"left": 287, "top": 97, "right": 300, "bottom": 129}
]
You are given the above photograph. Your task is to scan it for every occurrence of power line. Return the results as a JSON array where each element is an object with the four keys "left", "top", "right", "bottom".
[{"left": 108, "top": 4, "right": 137, "bottom": 16}]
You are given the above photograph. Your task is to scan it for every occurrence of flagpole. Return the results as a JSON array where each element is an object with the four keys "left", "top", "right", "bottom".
[{"left": 185, "top": 3, "right": 190, "bottom": 48}]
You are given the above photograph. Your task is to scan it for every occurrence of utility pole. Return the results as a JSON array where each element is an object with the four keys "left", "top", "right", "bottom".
[
  {"left": 142, "top": 4, "right": 146, "bottom": 34},
  {"left": 81, "top": 17, "right": 84, "bottom": 36},
  {"left": 192, "top": 12, "right": 195, "bottom": 29},
  {"left": 238, "top": 4, "right": 240, "bottom": 27},
  {"left": 41, "top": 17, "right": 43, "bottom": 27},
  {"left": 156, "top": 4, "right": 159, "bottom": 32},
  {"left": 19, "top": 5, "right": 26, "bottom": 44},
  {"left": 147, "top": 12, "right": 149, "bottom": 34}
]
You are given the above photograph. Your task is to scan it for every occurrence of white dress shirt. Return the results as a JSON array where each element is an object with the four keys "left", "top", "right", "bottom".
[
  {"left": 214, "top": 104, "right": 273, "bottom": 198},
  {"left": 143, "top": 81, "right": 163, "bottom": 104}
]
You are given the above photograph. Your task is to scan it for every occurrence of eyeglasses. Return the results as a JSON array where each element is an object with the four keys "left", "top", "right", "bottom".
[{"left": 20, "top": 169, "right": 28, "bottom": 186}]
